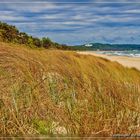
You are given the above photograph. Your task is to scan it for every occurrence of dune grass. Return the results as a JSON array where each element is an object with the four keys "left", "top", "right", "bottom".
[{"left": 0, "top": 42, "right": 140, "bottom": 137}]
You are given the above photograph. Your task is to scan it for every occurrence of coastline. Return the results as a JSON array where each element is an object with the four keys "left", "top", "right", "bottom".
[{"left": 78, "top": 51, "right": 140, "bottom": 71}]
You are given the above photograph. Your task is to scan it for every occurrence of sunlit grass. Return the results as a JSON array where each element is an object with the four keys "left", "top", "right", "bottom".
[{"left": 0, "top": 42, "right": 140, "bottom": 136}]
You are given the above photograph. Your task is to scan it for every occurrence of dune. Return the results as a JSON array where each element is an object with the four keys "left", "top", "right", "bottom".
[{"left": 1, "top": 42, "right": 140, "bottom": 136}]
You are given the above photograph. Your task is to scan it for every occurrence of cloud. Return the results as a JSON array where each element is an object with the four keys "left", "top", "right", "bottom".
[{"left": 0, "top": 0, "right": 140, "bottom": 45}]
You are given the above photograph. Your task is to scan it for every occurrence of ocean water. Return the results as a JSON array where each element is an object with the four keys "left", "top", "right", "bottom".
[{"left": 97, "top": 50, "right": 140, "bottom": 57}]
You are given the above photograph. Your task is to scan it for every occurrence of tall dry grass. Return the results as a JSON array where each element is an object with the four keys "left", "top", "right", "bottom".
[{"left": 0, "top": 42, "right": 140, "bottom": 137}]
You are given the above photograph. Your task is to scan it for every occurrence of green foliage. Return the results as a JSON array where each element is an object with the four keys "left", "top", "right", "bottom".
[
  {"left": 33, "top": 119, "right": 53, "bottom": 134},
  {"left": 79, "top": 43, "right": 140, "bottom": 51},
  {"left": 42, "top": 37, "right": 52, "bottom": 48},
  {"left": 27, "top": 36, "right": 34, "bottom": 48},
  {"left": 0, "top": 21, "right": 73, "bottom": 50}
]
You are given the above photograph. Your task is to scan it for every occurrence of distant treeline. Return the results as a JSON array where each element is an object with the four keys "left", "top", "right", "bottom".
[
  {"left": 0, "top": 21, "right": 75, "bottom": 50},
  {"left": 82, "top": 43, "right": 140, "bottom": 51}
]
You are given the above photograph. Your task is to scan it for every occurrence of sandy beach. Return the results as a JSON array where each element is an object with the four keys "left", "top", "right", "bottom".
[{"left": 78, "top": 51, "right": 140, "bottom": 71}]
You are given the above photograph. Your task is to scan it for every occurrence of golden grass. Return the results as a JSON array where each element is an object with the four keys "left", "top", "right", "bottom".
[{"left": 0, "top": 41, "right": 140, "bottom": 137}]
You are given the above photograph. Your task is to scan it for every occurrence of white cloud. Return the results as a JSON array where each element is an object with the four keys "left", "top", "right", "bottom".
[
  {"left": 124, "top": 9, "right": 140, "bottom": 14},
  {"left": 0, "top": 1, "right": 140, "bottom": 44}
]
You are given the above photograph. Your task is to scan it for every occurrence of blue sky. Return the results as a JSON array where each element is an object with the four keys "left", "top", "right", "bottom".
[{"left": 0, "top": 0, "right": 140, "bottom": 45}]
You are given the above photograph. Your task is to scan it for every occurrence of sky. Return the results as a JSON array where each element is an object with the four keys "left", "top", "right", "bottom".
[{"left": 0, "top": 0, "right": 140, "bottom": 45}]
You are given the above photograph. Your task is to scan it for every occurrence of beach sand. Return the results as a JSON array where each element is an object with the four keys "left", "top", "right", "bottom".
[{"left": 78, "top": 51, "right": 140, "bottom": 71}]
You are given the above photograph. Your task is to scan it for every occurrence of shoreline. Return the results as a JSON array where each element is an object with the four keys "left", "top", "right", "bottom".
[{"left": 78, "top": 51, "right": 140, "bottom": 71}]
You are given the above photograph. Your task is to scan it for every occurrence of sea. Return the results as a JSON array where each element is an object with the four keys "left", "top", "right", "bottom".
[{"left": 96, "top": 50, "right": 140, "bottom": 57}]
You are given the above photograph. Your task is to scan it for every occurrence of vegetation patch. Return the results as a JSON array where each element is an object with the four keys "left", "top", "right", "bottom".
[{"left": 0, "top": 42, "right": 140, "bottom": 136}]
